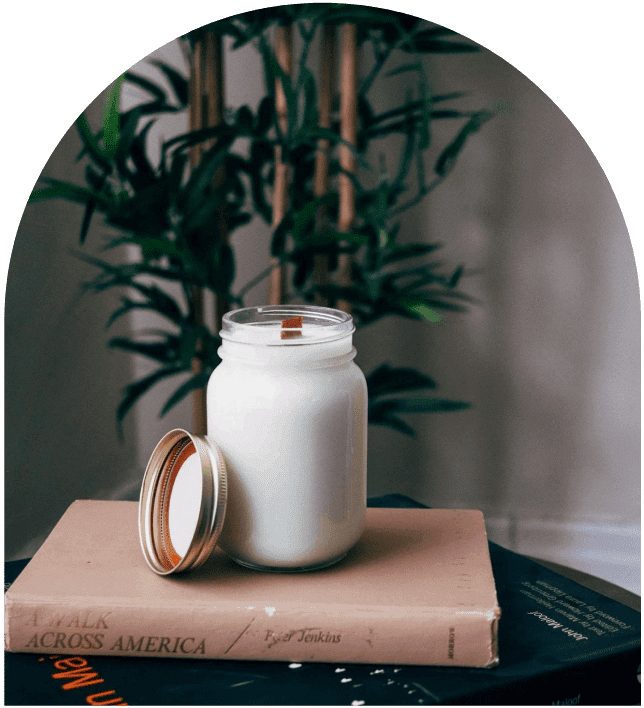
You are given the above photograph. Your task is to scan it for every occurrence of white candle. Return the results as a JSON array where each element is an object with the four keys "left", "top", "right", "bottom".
[{"left": 207, "top": 305, "right": 367, "bottom": 571}]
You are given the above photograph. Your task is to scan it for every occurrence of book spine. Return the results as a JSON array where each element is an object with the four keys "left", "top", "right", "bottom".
[{"left": 5, "top": 598, "right": 499, "bottom": 668}]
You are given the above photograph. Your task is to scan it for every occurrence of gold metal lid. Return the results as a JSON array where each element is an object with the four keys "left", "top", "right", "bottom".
[{"left": 138, "top": 429, "right": 227, "bottom": 575}]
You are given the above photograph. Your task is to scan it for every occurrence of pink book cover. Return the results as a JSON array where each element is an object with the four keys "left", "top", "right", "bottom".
[{"left": 5, "top": 501, "right": 500, "bottom": 667}]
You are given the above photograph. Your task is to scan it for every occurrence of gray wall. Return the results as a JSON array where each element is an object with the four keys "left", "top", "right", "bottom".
[
  {"left": 5, "top": 20, "right": 639, "bottom": 590},
  {"left": 5, "top": 97, "right": 139, "bottom": 559}
]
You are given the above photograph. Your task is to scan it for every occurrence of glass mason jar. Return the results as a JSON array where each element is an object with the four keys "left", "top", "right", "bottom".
[{"left": 206, "top": 305, "right": 367, "bottom": 572}]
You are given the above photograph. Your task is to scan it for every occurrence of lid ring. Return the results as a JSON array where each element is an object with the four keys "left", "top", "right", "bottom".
[{"left": 139, "top": 429, "right": 227, "bottom": 576}]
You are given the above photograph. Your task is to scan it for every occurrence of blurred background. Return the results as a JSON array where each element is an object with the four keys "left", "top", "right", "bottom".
[{"left": 5, "top": 5, "right": 640, "bottom": 595}]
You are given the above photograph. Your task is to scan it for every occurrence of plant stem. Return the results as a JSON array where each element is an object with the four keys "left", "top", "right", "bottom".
[
  {"left": 337, "top": 23, "right": 357, "bottom": 314},
  {"left": 388, "top": 175, "right": 442, "bottom": 219},
  {"left": 359, "top": 40, "right": 392, "bottom": 99},
  {"left": 268, "top": 23, "right": 292, "bottom": 305},
  {"left": 313, "top": 23, "right": 336, "bottom": 307},
  {"left": 188, "top": 29, "right": 227, "bottom": 434}
]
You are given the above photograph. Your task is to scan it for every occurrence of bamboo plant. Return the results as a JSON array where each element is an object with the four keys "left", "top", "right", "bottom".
[{"left": 29, "top": 4, "right": 495, "bottom": 437}]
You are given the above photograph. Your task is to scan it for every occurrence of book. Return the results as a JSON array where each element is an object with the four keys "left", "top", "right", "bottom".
[
  {"left": 4, "top": 500, "right": 500, "bottom": 668},
  {"left": 4, "top": 495, "right": 640, "bottom": 706}
]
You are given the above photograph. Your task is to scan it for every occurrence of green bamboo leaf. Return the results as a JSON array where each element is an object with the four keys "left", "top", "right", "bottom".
[
  {"left": 123, "top": 71, "right": 167, "bottom": 102},
  {"left": 106, "top": 283, "right": 185, "bottom": 329},
  {"left": 73, "top": 251, "right": 192, "bottom": 288},
  {"left": 390, "top": 118, "right": 417, "bottom": 194},
  {"left": 363, "top": 119, "right": 419, "bottom": 140},
  {"left": 381, "top": 243, "right": 441, "bottom": 265},
  {"left": 386, "top": 398, "right": 470, "bottom": 413},
  {"left": 183, "top": 136, "right": 235, "bottom": 214},
  {"left": 78, "top": 200, "right": 97, "bottom": 244},
  {"left": 109, "top": 336, "right": 178, "bottom": 363},
  {"left": 168, "top": 150, "right": 188, "bottom": 192},
  {"left": 366, "top": 100, "right": 420, "bottom": 128},
  {"left": 257, "top": 34, "right": 297, "bottom": 142},
  {"left": 114, "top": 106, "right": 141, "bottom": 164},
  {"left": 431, "top": 110, "right": 472, "bottom": 119},
  {"left": 318, "top": 6, "right": 401, "bottom": 26},
  {"left": 448, "top": 264, "right": 464, "bottom": 288},
  {"left": 322, "top": 230, "right": 370, "bottom": 245},
  {"left": 295, "top": 126, "right": 359, "bottom": 154},
  {"left": 428, "top": 41, "right": 479, "bottom": 53},
  {"left": 380, "top": 415, "right": 417, "bottom": 436},
  {"left": 236, "top": 105, "right": 254, "bottom": 132},
  {"left": 403, "top": 292, "right": 469, "bottom": 312},
  {"left": 181, "top": 192, "right": 225, "bottom": 236},
  {"left": 28, "top": 179, "right": 110, "bottom": 208},
  {"left": 225, "top": 155, "right": 249, "bottom": 199},
  {"left": 397, "top": 296, "right": 443, "bottom": 323},
  {"left": 401, "top": 37, "right": 478, "bottom": 53},
  {"left": 248, "top": 154, "right": 272, "bottom": 222},
  {"left": 163, "top": 124, "right": 234, "bottom": 155},
  {"left": 151, "top": 60, "right": 189, "bottom": 106},
  {"left": 214, "top": 242, "right": 236, "bottom": 295},
  {"left": 75, "top": 114, "right": 111, "bottom": 171},
  {"left": 357, "top": 95, "right": 375, "bottom": 146},
  {"left": 256, "top": 96, "right": 274, "bottom": 134},
  {"left": 367, "top": 402, "right": 417, "bottom": 436},
  {"left": 128, "top": 119, "right": 157, "bottom": 187},
  {"left": 301, "top": 66, "right": 318, "bottom": 129},
  {"left": 226, "top": 211, "right": 253, "bottom": 233},
  {"left": 391, "top": 265, "right": 448, "bottom": 288},
  {"left": 292, "top": 193, "right": 334, "bottom": 240},
  {"left": 103, "top": 74, "right": 124, "bottom": 159},
  {"left": 106, "top": 299, "right": 163, "bottom": 329},
  {"left": 435, "top": 110, "right": 495, "bottom": 178},
  {"left": 432, "top": 91, "right": 469, "bottom": 103},
  {"left": 413, "top": 27, "right": 458, "bottom": 38},
  {"left": 386, "top": 62, "right": 422, "bottom": 78},
  {"left": 116, "top": 366, "right": 183, "bottom": 432},
  {"left": 417, "top": 73, "right": 431, "bottom": 151},
  {"left": 293, "top": 253, "right": 314, "bottom": 289},
  {"left": 257, "top": 33, "right": 277, "bottom": 102},
  {"left": 270, "top": 213, "right": 293, "bottom": 257},
  {"left": 120, "top": 102, "right": 178, "bottom": 125},
  {"left": 160, "top": 371, "right": 212, "bottom": 417},
  {"left": 132, "top": 282, "right": 185, "bottom": 323},
  {"left": 366, "top": 363, "right": 436, "bottom": 397},
  {"left": 106, "top": 234, "right": 185, "bottom": 261}
]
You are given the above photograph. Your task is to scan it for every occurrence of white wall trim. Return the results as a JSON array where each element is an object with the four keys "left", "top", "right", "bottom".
[{"left": 485, "top": 516, "right": 641, "bottom": 596}]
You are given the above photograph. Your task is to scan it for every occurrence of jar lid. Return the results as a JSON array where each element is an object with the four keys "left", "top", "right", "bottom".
[{"left": 138, "top": 429, "right": 227, "bottom": 575}]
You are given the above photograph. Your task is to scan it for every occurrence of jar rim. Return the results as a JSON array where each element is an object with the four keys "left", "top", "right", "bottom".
[{"left": 220, "top": 305, "right": 354, "bottom": 346}]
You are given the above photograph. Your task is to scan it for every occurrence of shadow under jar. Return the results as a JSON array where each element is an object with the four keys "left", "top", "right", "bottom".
[{"left": 207, "top": 305, "right": 367, "bottom": 572}]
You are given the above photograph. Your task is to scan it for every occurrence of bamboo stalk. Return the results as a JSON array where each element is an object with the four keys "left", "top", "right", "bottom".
[
  {"left": 313, "top": 24, "right": 336, "bottom": 307},
  {"left": 268, "top": 23, "right": 293, "bottom": 306},
  {"left": 188, "top": 31, "right": 227, "bottom": 435},
  {"left": 337, "top": 23, "right": 357, "bottom": 314},
  {"left": 187, "top": 37, "right": 206, "bottom": 434},
  {"left": 203, "top": 31, "right": 230, "bottom": 332},
  {"left": 189, "top": 40, "right": 203, "bottom": 166}
]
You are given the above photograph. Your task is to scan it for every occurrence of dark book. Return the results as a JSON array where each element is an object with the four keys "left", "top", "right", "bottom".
[{"left": 4, "top": 495, "right": 641, "bottom": 705}]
